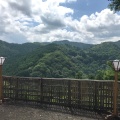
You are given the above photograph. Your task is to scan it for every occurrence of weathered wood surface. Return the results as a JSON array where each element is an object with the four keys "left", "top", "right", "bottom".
[{"left": 3, "top": 76, "right": 117, "bottom": 113}]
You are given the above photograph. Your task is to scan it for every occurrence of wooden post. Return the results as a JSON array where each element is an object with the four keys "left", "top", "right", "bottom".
[
  {"left": 0, "top": 65, "right": 3, "bottom": 103},
  {"left": 113, "top": 71, "right": 118, "bottom": 116}
]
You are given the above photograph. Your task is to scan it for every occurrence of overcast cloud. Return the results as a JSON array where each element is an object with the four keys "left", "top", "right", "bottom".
[{"left": 0, "top": 0, "right": 120, "bottom": 44}]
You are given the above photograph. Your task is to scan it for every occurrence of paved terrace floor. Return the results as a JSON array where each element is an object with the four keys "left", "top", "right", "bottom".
[{"left": 0, "top": 102, "right": 106, "bottom": 120}]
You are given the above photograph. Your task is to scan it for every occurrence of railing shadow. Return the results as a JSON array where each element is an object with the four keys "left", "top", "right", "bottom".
[{"left": 3, "top": 99, "right": 105, "bottom": 120}]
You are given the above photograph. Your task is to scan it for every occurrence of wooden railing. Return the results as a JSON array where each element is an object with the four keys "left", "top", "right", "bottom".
[{"left": 3, "top": 76, "right": 118, "bottom": 113}]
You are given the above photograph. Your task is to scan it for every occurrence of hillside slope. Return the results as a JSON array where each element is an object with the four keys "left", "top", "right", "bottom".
[{"left": 1, "top": 40, "right": 120, "bottom": 79}]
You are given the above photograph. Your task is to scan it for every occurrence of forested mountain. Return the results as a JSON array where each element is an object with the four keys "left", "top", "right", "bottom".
[
  {"left": 0, "top": 40, "right": 43, "bottom": 55},
  {"left": 1, "top": 40, "right": 120, "bottom": 80},
  {"left": 114, "top": 40, "right": 120, "bottom": 47},
  {"left": 53, "top": 40, "right": 93, "bottom": 49}
]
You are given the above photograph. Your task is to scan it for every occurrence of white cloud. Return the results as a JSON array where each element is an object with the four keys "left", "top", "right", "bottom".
[
  {"left": 67, "top": 0, "right": 77, "bottom": 3},
  {"left": 0, "top": 0, "right": 120, "bottom": 44}
]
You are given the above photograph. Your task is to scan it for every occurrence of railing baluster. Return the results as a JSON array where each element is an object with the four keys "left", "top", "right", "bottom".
[
  {"left": 40, "top": 78, "right": 43, "bottom": 103},
  {"left": 2, "top": 76, "right": 116, "bottom": 114},
  {"left": 15, "top": 78, "right": 18, "bottom": 100},
  {"left": 68, "top": 80, "right": 71, "bottom": 107}
]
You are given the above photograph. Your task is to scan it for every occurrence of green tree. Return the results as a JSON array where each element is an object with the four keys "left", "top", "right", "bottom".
[
  {"left": 62, "top": 67, "right": 69, "bottom": 78},
  {"left": 103, "top": 69, "right": 114, "bottom": 80},
  {"left": 88, "top": 74, "right": 95, "bottom": 79},
  {"left": 95, "top": 70, "right": 104, "bottom": 80},
  {"left": 75, "top": 71, "right": 83, "bottom": 79},
  {"left": 108, "top": 0, "right": 120, "bottom": 12}
]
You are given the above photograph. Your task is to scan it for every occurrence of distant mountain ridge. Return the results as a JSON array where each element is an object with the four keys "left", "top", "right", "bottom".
[
  {"left": 0, "top": 39, "right": 119, "bottom": 51},
  {"left": 1, "top": 39, "right": 120, "bottom": 79},
  {"left": 113, "top": 40, "right": 120, "bottom": 47},
  {"left": 0, "top": 40, "right": 41, "bottom": 57},
  {"left": 52, "top": 40, "right": 93, "bottom": 49}
]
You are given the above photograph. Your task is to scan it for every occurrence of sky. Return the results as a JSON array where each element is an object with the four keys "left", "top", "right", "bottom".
[{"left": 0, "top": 0, "right": 120, "bottom": 44}]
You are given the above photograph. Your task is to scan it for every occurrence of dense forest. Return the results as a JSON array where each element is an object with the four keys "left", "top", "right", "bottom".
[{"left": 1, "top": 40, "right": 120, "bottom": 80}]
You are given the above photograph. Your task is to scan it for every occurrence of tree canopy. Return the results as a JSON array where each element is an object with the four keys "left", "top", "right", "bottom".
[
  {"left": 1, "top": 40, "right": 120, "bottom": 80},
  {"left": 108, "top": 0, "right": 120, "bottom": 12}
]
